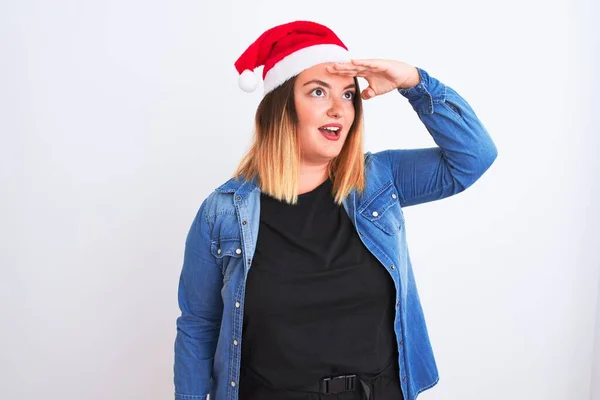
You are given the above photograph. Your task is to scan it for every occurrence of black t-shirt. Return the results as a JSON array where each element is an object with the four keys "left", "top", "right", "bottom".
[{"left": 239, "top": 177, "right": 401, "bottom": 399}]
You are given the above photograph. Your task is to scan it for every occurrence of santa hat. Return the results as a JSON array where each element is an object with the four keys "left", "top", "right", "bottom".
[{"left": 234, "top": 20, "right": 352, "bottom": 95}]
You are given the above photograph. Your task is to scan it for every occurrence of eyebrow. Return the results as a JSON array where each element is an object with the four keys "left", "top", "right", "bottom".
[{"left": 302, "top": 79, "right": 356, "bottom": 90}]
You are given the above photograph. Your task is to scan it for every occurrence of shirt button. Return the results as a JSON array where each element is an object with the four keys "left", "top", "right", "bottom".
[
  {"left": 392, "top": 193, "right": 397, "bottom": 199},
  {"left": 390, "top": 265, "right": 395, "bottom": 270},
  {"left": 235, "top": 248, "right": 242, "bottom": 254},
  {"left": 231, "top": 381, "right": 236, "bottom": 387},
  {"left": 235, "top": 302, "right": 241, "bottom": 308},
  {"left": 236, "top": 196, "right": 242, "bottom": 201},
  {"left": 372, "top": 211, "right": 379, "bottom": 217},
  {"left": 217, "top": 248, "right": 221, "bottom": 254},
  {"left": 402, "top": 376, "right": 407, "bottom": 381},
  {"left": 233, "top": 340, "right": 238, "bottom": 346}
]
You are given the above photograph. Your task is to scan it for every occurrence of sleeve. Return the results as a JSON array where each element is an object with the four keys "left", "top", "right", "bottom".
[
  {"left": 174, "top": 198, "right": 223, "bottom": 400},
  {"left": 375, "top": 67, "right": 498, "bottom": 208}
]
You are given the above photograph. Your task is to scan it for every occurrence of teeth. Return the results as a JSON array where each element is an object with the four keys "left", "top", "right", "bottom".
[{"left": 320, "top": 127, "right": 340, "bottom": 132}]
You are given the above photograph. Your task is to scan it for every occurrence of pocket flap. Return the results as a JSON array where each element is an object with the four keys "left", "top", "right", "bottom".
[
  {"left": 210, "top": 236, "right": 243, "bottom": 259},
  {"left": 358, "top": 182, "right": 404, "bottom": 235}
]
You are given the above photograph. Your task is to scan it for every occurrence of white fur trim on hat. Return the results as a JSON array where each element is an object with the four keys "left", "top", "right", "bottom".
[{"left": 263, "top": 44, "right": 352, "bottom": 95}]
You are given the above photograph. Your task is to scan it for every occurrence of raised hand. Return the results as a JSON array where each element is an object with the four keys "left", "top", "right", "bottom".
[{"left": 326, "top": 59, "right": 420, "bottom": 100}]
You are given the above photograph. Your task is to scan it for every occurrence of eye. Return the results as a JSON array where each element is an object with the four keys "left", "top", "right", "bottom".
[
  {"left": 309, "top": 87, "right": 355, "bottom": 101},
  {"left": 309, "top": 87, "right": 325, "bottom": 98}
]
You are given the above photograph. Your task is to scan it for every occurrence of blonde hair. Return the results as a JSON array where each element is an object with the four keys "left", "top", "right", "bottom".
[{"left": 233, "top": 74, "right": 366, "bottom": 205}]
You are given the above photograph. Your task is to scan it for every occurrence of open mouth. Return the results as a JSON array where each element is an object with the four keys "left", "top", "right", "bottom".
[
  {"left": 318, "top": 126, "right": 341, "bottom": 141},
  {"left": 318, "top": 126, "right": 341, "bottom": 136}
]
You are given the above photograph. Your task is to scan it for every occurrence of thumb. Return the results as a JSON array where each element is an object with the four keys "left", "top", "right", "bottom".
[{"left": 361, "top": 86, "right": 375, "bottom": 100}]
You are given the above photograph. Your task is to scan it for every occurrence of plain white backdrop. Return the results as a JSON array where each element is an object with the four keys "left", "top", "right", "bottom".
[{"left": 1, "top": 0, "right": 598, "bottom": 399}]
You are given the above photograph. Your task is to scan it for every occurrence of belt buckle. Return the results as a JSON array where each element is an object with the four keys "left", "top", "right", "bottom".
[{"left": 320, "top": 374, "right": 356, "bottom": 394}]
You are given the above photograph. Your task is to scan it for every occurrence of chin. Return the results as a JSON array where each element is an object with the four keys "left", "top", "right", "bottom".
[{"left": 322, "top": 150, "right": 342, "bottom": 160}]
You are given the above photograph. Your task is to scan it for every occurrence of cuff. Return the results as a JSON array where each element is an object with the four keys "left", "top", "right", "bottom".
[
  {"left": 175, "top": 393, "right": 208, "bottom": 400},
  {"left": 397, "top": 67, "right": 447, "bottom": 114}
]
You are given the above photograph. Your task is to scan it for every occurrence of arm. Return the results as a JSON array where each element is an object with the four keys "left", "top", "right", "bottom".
[
  {"left": 174, "top": 199, "right": 223, "bottom": 399},
  {"left": 378, "top": 67, "right": 498, "bottom": 207}
]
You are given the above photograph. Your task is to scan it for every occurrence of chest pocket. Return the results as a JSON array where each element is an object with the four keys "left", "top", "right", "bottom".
[
  {"left": 358, "top": 181, "right": 405, "bottom": 235},
  {"left": 210, "top": 236, "right": 243, "bottom": 281}
]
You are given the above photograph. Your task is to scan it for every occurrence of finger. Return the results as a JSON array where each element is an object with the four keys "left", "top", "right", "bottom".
[
  {"left": 351, "top": 59, "right": 378, "bottom": 66},
  {"left": 327, "top": 64, "right": 370, "bottom": 75},
  {"left": 331, "top": 63, "right": 366, "bottom": 72},
  {"left": 332, "top": 70, "right": 360, "bottom": 77},
  {"left": 361, "top": 87, "right": 375, "bottom": 100},
  {"left": 325, "top": 66, "right": 360, "bottom": 76},
  {"left": 350, "top": 59, "right": 384, "bottom": 71},
  {"left": 343, "top": 64, "right": 382, "bottom": 76}
]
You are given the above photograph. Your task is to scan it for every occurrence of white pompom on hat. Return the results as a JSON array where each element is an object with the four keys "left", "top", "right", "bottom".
[
  {"left": 238, "top": 69, "right": 258, "bottom": 93},
  {"left": 234, "top": 20, "right": 352, "bottom": 96}
]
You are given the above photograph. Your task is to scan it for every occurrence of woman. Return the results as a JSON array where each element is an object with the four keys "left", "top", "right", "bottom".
[{"left": 174, "top": 20, "right": 498, "bottom": 400}]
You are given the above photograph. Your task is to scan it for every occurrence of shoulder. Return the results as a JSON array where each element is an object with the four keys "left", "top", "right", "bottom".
[
  {"left": 209, "top": 178, "right": 241, "bottom": 212},
  {"left": 194, "top": 176, "right": 242, "bottom": 223},
  {"left": 365, "top": 149, "right": 393, "bottom": 168},
  {"left": 364, "top": 150, "right": 395, "bottom": 182}
]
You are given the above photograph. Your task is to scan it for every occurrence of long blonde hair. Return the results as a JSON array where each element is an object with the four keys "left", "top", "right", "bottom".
[{"left": 233, "top": 74, "right": 366, "bottom": 205}]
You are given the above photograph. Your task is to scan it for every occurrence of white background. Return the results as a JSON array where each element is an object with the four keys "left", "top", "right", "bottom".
[{"left": 1, "top": 1, "right": 598, "bottom": 399}]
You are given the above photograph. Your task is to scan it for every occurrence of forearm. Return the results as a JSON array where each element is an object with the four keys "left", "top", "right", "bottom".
[{"left": 385, "top": 67, "right": 498, "bottom": 207}]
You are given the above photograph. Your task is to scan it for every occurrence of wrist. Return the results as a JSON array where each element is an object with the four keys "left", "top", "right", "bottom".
[{"left": 397, "top": 67, "right": 421, "bottom": 90}]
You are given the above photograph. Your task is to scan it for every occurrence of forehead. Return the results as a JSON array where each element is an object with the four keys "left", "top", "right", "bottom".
[{"left": 296, "top": 62, "right": 355, "bottom": 87}]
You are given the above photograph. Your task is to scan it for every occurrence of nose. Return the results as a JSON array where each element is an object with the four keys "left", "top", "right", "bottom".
[{"left": 327, "top": 98, "right": 344, "bottom": 119}]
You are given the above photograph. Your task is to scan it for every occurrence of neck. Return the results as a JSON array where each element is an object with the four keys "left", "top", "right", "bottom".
[{"left": 298, "top": 161, "right": 330, "bottom": 195}]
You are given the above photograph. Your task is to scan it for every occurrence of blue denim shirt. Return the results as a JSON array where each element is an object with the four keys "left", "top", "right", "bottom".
[{"left": 174, "top": 67, "right": 498, "bottom": 400}]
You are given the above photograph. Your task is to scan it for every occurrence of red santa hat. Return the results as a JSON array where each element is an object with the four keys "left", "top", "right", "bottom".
[{"left": 234, "top": 20, "right": 352, "bottom": 95}]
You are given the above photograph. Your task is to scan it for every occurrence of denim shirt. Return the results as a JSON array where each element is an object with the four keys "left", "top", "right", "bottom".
[{"left": 174, "top": 67, "right": 498, "bottom": 400}]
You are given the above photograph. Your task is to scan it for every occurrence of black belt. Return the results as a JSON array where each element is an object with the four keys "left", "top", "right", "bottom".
[
  {"left": 317, "top": 373, "right": 375, "bottom": 399},
  {"left": 308, "top": 357, "right": 398, "bottom": 399}
]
